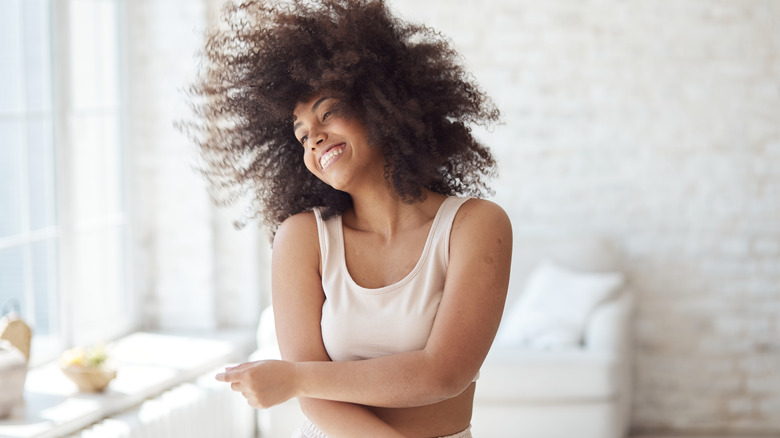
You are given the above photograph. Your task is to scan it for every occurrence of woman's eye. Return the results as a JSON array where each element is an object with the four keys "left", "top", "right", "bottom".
[
  {"left": 322, "top": 111, "right": 331, "bottom": 120},
  {"left": 300, "top": 135, "right": 308, "bottom": 145}
]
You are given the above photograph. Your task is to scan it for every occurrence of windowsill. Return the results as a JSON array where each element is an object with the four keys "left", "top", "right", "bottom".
[{"left": 0, "top": 330, "right": 256, "bottom": 438}]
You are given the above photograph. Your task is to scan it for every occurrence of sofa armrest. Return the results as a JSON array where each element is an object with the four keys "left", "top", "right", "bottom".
[
  {"left": 583, "top": 288, "right": 635, "bottom": 437},
  {"left": 256, "top": 305, "right": 277, "bottom": 351},
  {"left": 584, "top": 288, "right": 634, "bottom": 353},
  {"left": 252, "top": 305, "right": 282, "bottom": 362}
]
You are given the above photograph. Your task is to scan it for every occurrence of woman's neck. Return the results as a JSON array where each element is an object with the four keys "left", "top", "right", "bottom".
[{"left": 345, "top": 189, "right": 446, "bottom": 239}]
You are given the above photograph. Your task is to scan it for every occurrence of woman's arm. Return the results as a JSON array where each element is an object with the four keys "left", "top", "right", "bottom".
[
  {"left": 220, "top": 199, "right": 512, "bottom": 409},
  {"left": 222, "top": 212, "right": 405, "bottom": 437},
  {"left": 295, "top": 199, "right": 512, "bottom": 406}
]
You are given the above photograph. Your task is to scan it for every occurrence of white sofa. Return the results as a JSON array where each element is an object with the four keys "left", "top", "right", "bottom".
[
  {"left": 251, "top": 234, "right": 633, "bottom": 438},
  {"left": 472, "top": 234, "right": 634, "bottom": 438}
]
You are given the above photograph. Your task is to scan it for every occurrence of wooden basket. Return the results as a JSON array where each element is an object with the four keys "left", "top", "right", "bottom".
[{"left": 61, "top": 365, "right": 117, "bottom": 392}]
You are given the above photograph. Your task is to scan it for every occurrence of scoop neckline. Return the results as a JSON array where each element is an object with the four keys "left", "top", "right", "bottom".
[{"left": 337, "top": 197, "right": 451, "bottom": 295}]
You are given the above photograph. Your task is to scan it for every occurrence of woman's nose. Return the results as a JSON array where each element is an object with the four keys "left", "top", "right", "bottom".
[{"left": 310, "top": 131, "right": 327, "bottom": 150}]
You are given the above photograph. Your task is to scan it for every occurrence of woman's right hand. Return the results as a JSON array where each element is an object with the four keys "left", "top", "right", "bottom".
[{"left": 216, "top": 359, "right": 299, "bottom": 409}]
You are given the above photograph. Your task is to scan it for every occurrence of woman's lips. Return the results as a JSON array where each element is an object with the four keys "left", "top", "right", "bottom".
[{"left": 320, "top": 144, "right": 345, "bottom": 169}]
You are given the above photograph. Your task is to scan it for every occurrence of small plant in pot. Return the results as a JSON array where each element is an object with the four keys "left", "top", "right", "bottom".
[{"left": 60, "top": 344, "right": 117, "bottom": 392}]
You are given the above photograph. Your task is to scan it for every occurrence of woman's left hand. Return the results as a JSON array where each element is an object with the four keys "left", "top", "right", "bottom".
[{"left": 215, "top": 360, "right": 298, "bottom": 408}]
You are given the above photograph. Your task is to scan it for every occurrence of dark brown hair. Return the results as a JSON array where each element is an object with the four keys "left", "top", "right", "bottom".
[{"left": 184, "top": 0, "right": 500, "bottom": 237}]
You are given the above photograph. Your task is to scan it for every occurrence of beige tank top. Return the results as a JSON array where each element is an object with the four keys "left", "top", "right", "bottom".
[{"left": 315, "top": 196, "right": 470, "bottom": 362}]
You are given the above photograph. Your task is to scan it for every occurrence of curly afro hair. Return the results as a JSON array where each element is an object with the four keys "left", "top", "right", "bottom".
[{"left": 185, "top": 0, "right": 500, "bottom": 237}]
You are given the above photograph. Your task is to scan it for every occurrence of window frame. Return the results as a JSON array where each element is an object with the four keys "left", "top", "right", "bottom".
[{"left": 0, "top": 0, "right": 137, "bottom": 366}]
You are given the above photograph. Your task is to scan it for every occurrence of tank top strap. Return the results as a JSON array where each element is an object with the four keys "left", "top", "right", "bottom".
[
  {"left": 313, "top": 207, "right": 343, "bottom": 280},
  {"left": 430, "top": 196, "right": 471, "bottom": 266}
]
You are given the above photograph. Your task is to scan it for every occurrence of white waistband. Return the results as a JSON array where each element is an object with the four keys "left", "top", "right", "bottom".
[{"left": 294, "top": 419, "right": 472, "bottom": 438}]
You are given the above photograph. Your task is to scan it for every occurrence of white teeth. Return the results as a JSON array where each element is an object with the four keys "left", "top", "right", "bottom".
[{"left": 320, "top": 147, "right": 343, "bottom": 168}]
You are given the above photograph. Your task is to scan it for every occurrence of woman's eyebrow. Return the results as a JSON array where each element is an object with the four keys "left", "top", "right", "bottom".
[
  {"left": 293, "top": 96, "right": 333, "bottom": 133},
  {"left": 311, "top": 96, "right": 332, "bottom": 112}
]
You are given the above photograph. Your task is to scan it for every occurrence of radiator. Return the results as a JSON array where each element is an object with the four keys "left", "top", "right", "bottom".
[{"left": 66, "top": 374, "right": 256, "bottom": 438}]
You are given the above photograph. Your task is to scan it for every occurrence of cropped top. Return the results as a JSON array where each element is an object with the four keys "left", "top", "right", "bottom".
[{"left": 314, "top": 196, "right": 471, "bottom": 362}]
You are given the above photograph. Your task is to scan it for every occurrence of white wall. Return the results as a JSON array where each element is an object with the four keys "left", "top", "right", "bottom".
[
  {"left": 386, "top": 0, "right": 780, "bottom": 433},
  {"left": 124, "top": 0, "right": 269, "bottom": 332}
]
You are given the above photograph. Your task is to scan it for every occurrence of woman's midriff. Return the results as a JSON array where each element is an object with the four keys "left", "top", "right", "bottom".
[{"left": 369, "top": 382, "right": 475, "bottom": 438}]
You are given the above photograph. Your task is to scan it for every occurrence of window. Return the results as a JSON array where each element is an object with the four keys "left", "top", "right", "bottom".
[{"left": 0, "top": 0, "right": 133, "bottom": 365}]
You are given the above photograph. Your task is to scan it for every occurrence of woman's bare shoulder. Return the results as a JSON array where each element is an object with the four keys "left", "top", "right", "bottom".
[
  {"left": 449, "top": 198, "right": 512, "bottom": 260},
  {"left": 454, "top": 198, "right": 512, "bottom": 233},
  {"left": 273, "top": 211, "right": 321, "bottom": 266},
  {"left": 274, "top": 211, "right": 318, "bottom": 245}
]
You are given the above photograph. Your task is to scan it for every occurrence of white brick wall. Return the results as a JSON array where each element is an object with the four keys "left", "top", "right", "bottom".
[
  {"left": 124, "top": 0, "right": 266, "bottom": 331},
  {"left": 386, "top": 0, "right": 780, "bottom": 433}
]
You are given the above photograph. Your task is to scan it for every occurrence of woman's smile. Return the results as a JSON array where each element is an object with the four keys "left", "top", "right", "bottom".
[{"left": 320, "top": 143, "right": 345, "bottom": 169}]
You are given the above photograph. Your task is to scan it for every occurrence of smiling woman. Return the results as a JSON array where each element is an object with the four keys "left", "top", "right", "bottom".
[{"left": 186, "top": 1, "right": 511, "bottom": 437}]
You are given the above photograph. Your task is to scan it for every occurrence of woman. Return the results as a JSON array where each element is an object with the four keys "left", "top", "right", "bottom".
[{"left": 189, "top": 0, "right": 512, "bottom": 436}]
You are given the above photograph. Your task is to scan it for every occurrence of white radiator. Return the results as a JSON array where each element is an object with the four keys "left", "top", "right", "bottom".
[{"left": 66, "top": 374, "right": 256, "bottom": 438}]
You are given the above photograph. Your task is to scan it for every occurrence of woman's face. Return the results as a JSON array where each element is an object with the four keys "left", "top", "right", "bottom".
[{"left": 292, "top": 94, "right": 384, "bottom": 192}]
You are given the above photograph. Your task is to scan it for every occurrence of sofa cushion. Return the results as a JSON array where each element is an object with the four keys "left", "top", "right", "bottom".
[
  {"left": 505, "top": 235, "right": 622, "bottom": 306},
  {"left": 494, "top": 260, "right": 625, "bottom": 350},
  {"left": 475, "top": 348, "right": 621, "bottom": 402}
]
